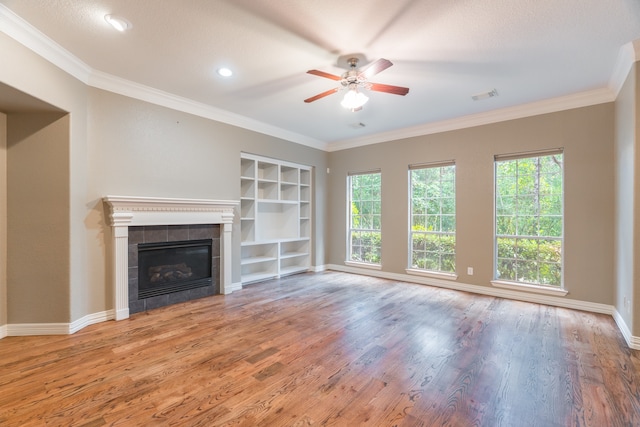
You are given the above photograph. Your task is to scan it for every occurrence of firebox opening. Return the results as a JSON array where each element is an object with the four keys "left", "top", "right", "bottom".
[{"left": 138, "top": 239, "right": 212, "bottom": 299}]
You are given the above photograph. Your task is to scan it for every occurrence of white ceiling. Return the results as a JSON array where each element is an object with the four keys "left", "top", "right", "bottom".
[{"left": 2, "top": 0, "right": 640, "bottom": 151}]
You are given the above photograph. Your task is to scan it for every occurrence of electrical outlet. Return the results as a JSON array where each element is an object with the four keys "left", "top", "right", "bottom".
[{"left": 467, "top": 267, "right": 473, "bottom": 275}]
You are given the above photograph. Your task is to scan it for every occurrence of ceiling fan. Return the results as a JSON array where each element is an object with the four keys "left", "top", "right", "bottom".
[{"left": 304, "top": 56, "right": 410, "bottom": 111}]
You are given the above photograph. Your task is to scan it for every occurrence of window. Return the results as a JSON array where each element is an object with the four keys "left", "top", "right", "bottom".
[
  {"left": 348, "top": 171, "right": 381, "bottom": 265},
  {"left": 409, "top": 162, "right": 456, "bottom": 274},
  {"left": 494, "top": 150, "right": 563, "bottom": 287}
]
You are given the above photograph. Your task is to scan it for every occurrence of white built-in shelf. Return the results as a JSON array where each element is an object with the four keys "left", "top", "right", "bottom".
[
  {"left": 241, "top": 255, "right": 278, "bottom": 265},
  {"left": 240, "top": 153, "right": 312, "bottom": 284}
]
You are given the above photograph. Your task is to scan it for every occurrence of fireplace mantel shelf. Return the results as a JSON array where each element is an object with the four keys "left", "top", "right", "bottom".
[{"left": 103, "top": 196, "right": 239, "bottom": 320}]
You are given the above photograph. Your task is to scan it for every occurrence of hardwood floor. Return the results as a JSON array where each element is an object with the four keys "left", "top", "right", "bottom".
[{"left": 1, "top": 271, "right": 639, "bottom": 426}]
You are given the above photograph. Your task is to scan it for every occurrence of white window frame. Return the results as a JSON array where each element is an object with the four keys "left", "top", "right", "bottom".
[
  {"left": 346, "top": 170, "right": 382, "bottom": 269},
  {"left": 491, "top": 149, "right": 567, "bottom": 296},
  {"left": 407, "top": 161, "right": 457, "bottom": 280}
]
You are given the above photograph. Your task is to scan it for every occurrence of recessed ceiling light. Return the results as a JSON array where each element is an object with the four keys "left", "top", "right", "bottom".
[
  {"left": 104, "top": 14, "right": 132, "bottom": 32},
  {"left": 217, "top": 68, "right": 233, "bottom": 77}
]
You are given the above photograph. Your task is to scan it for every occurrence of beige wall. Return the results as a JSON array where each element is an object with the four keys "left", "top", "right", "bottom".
[
  {"left": 0, "top": 27, "right": 634, "bottom": 334},
  {"left": 0, "top": 113, "right": 6, "bottom": 328},
  {"left": 328, "top": 104, "right": 615, "bottom": 305},
  {"left": 0, "top": 33, "right": 87, "bottom": 325},
  {"left": 0, "top": 32, "right": 328, "bottom": 325},
  {"left": 7, "top": 113, "right": 70, "bottom": 323},
  {"left": 85, "top": 88, "right": 328, "bottom": 312}
]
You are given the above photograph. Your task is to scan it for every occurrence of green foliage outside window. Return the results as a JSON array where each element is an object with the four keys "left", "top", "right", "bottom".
[
  {"left": 349, "top": 172, "right": 382, "bottom": 264},
  {"left": 410, "top": 164, "right": 456, "bottom": 273},
  {"left": 495, "top": 153, "right": 563, "bottom": 286}
]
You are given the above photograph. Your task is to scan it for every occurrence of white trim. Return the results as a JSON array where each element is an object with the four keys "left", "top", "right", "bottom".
[
  {"left": 7, "top": 322, "right": 70, "bottom": 336},
  {"left": 0, "top": 4, "right": 92, "bottom": 82},
  {"left": 227, "top": 281, "right": 243, "bottom": 294},
  {"left": 491, "top": 280, "right": 569, "bottom": 297},
  {"left": 310, "top": 264, "right": 327, "bottom": 273},
  {"left": 325, "top": 264, "right": 640, "bottom": 349},
  {"left": 69, "top": 310, "right": 114, "bottom": 334},
  {"left": 0, "top": 5, "right": 326, "bottom": 151},
  {"left": 612, "top": 309, "right": 640, "bottom": 350},
  {"left": 344, "top": 261, "right": 382, "bottom": 271},
  {"left": 0, "top": 3, "right": 628, "bottom": 153},
  {"left": 329, "top": 264, "right": 606, "bottom": 312},
  {"left": 406, "top": 268, "right": 458, "bottom": 281},
  {"left": 88, "top": 71, "right": 327, "bottom": 151},
  {"left": 0, "top": 273, "right": 638, "bottom": 348},
  {"left": 610, "top": 40, "right": 640, "bottom": 97},
  {"left": 327, "top": 88, "right": 614, "bottom": 152}
]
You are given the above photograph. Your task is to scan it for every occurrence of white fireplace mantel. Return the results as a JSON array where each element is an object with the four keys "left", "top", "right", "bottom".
[{"left": 103, "top": 196, "right": 239, "bottom": 320}]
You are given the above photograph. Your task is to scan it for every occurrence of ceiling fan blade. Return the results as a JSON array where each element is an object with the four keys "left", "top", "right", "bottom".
[
  {"left": 304, "top": 87, "right": 339, "bottom": 103},
  {"left": 369, "top": 83, "right": 410, "bottom": 96},
  {"left": 307, "top": 69, "right": 342, "bottom": 81},
  {"left": 359, "top": 58, "right": 393, "bottom": 79}
]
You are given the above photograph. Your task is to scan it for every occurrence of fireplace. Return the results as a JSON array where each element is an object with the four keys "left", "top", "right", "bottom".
[
  {"left": 103, "top": 196, "right": 238, "bottom": 321},
  {"left": 128, "top": 224, "right": 220, "bottom": 314},
  {"left": 138, "top": 239, "right": 212, "bottom": 299}
]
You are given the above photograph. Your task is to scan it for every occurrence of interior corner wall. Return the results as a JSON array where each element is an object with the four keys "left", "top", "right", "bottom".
[
  {"left": 0, "top": 112, "right": 7, "bottom": 329},
  {"left": 327, "top": 103, "right": 615, "bottom": 306},
  {"left": 614, "top": 62, "right": 637, "bottom": 334},
  {"left": 7, "top": 112, "right": 70, "bottom": 323},
  {"left": 635, "top": 63, "right": 640, "bottom": 336}
]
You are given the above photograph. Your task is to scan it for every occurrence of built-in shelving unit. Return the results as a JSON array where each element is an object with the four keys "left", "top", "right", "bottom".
[{"left": 240, "top": 153, "right": 312, "bottom": 284}]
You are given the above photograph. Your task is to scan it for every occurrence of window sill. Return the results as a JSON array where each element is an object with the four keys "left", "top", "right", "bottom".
[
  {"left": 406, "top": 269, "right": 458, "bottom": 281},
  {"left": 344, "top": 261, "right": 382, "bottom": 271},
  {"left": 490, "top": 280, "right": 568, "bottom": 296}
]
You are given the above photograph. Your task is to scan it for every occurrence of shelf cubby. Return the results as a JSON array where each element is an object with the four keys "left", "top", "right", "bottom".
[
  {"left": 280, "top": 183, "right": 298, "bottom": 202},
  {"left": 258, "top": 161, "right": 278, "bottom": 181},
  {"left": 241, "top": 157, "right": 256, "bottom": 179},
  {"left": 241, "top": 178, "right": 255, "bottom": 199},
  {"left": 280, "top": 165, "right": 298, "bottom": 184},
  {"left": 258, "top": 181, "right": 278, "bottom": 200}
]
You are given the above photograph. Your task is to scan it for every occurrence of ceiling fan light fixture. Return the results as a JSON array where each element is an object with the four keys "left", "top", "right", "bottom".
[
  {"left": 341, "top": 87, "right": 368, "bottom": 110},
  {"left": 104, "top": 14, "right": 132, "bottom": 32}
]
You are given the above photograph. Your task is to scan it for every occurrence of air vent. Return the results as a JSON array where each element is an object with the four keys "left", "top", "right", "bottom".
[{"left": 472, "top": 89, "right": 498, "bottom": 101}]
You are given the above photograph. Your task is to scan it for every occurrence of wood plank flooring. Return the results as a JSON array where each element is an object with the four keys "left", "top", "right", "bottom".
[{"left": 1, "top": 271, "right": 639, "bottom": 426}]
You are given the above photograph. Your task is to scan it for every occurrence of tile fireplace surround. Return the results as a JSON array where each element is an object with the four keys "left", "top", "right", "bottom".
[{"left": 103, "top": 196, "right": 238, "bottom": 320}]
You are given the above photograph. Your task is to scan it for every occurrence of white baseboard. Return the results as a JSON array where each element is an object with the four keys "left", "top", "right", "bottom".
[
  {"left": 69, "top": 310, "right": 115, "bottom": 334},
  {"left": 311, "top": 264, "right": 327, "bottom": 273},
  {"left": 613, "top": 309, "right": 640, "bottom": 350},
  {"left": 7, "top": 322, "right": 71, "bottom": 336},
  {"left": 2, "top": 269, "right": 637, "bottom": 349},
  {"left": 327, "top": 264, "right": 639, "bottom": 349},
  {"left": 226, "top": 281, "right": 243, "bottom": 294}
]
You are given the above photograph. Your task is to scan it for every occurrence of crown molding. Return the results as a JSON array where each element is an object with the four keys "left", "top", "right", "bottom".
[
  {"left": 0, "top": 4, "right": 92, "bottom": 82},
  {"left": 609, "top": 39, "right": 640, "bottom": 97},
  {"left": 1, "top": 3, "right": 633, "bottom": 155},
  {"left": 0, "top": 4, "right": 327, "bottom": 152},
  {"left": 327, "top": 87, "right": 615, "bottom": 152},
  {"left": 88, "top": 71, "right": 327, "bottom": 151}
]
